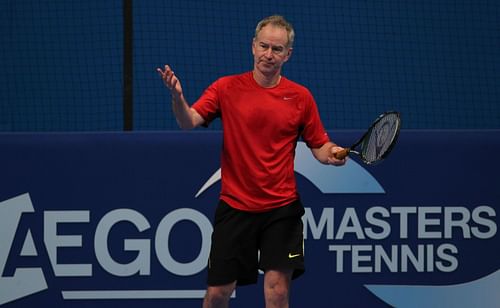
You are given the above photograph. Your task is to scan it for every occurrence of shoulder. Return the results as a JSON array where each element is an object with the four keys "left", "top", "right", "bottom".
[
  {"left": 215, "top": 72, "right": 251, "bottom": 85},
  {"left": 282, "top": 77, "right": 313, "bottom": 95},
  {"left": 210, "top": 72, "right": 253, "bottom": 93},
  {"left": 280, "top": 77, "right": 315, "bottom": 104}
]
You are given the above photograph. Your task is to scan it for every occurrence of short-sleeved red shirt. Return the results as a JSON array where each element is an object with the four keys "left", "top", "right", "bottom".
[{"left": 193, "top": 72, "right": 329, "bottom": 212}]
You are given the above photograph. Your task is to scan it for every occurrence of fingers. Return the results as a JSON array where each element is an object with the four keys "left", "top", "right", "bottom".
[
  {"left": 157, "top": 65, "right": 172, "bottom": 80},
  {"left": 328, "top": 146, "right": 347, "bottom": 166},
  {"left": 157, "top": 65, "right": 176, "bottom": 90},
  {"left": 328, "top": 156, "right": 346, "bottom": 166}
]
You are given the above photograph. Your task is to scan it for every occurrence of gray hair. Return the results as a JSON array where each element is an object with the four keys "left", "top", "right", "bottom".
[{"left": 254, "top": 15, "right": 295, "bottom": 48}]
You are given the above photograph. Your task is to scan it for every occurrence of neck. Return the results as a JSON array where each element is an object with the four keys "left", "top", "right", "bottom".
[{"left": 252, "top": 70, "right": 281, "bottom": 88}]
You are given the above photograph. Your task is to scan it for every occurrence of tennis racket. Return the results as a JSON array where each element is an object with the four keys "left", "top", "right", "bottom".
[{"left": 334, "top": 111, "right": 401, "bottom": 164}]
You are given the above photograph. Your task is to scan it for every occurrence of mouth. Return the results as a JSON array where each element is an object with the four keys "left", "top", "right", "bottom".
[{"left": 260, "top": 61, "right": 275, "bottom": 67}]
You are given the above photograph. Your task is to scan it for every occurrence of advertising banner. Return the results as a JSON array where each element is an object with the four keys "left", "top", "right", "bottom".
[{"left": 0, "top": 131, "right": 498, "bottom": 307}]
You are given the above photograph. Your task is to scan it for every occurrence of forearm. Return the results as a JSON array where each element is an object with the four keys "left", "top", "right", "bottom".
[{"left": 171, "top": 94, "right": 197, "bottom": 129}]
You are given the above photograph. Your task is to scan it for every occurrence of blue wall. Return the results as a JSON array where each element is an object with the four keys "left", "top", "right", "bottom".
[{"left": 1, "top": 0, "right": 499, "bottom": 131}]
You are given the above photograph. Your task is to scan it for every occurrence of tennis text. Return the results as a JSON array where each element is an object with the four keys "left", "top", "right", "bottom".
[{"left": 303, "top": 205, "right": 497, "bottom": 273}]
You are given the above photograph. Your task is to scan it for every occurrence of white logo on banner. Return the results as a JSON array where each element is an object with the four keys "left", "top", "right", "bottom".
[
  {"left": 0, "top": 194, "right": 48, "bottom": 305},
  {"left": 0, "top": 194, "right": 216, "bottom": 305}
]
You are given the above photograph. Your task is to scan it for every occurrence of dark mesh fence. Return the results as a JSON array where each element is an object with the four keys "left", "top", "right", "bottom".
[{"left": 1, "top": 0, "right": 499, "bottom": 131}]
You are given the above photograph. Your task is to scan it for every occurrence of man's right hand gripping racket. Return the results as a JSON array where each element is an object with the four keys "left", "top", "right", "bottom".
[{"left": 334, "top": 111, "right": 401, "bottom": 165}]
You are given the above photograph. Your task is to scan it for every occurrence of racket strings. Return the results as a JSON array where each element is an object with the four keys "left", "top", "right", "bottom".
[{"left": 362, "top": 113, "right": 400, "bottom": 163}]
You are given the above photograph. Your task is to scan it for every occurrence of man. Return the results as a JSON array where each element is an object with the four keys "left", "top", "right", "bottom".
[{"left": 157, "top": 15, "right": 346, "bottom": 308}]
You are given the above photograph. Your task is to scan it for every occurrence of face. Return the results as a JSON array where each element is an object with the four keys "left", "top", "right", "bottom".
[{"left": 252, "top": 25, "right": 292, "bottom": 77}]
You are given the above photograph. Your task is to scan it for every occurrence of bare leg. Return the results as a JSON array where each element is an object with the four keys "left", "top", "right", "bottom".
[
  {"left": 264, "top": 269, "right": 293, "bottom": 308},
  {"left": 203, "top": 281, "right": 237, "bottom": 308}
]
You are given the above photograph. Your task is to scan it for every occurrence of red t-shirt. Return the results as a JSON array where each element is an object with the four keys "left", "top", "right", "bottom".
[{"left": 193, "top": 72, "right": 329, "bottom": 212}]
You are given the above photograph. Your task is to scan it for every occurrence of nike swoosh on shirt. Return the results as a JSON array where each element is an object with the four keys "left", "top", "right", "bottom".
[{"left": 288, "top": 253, "right": 302, "bottom": 258}]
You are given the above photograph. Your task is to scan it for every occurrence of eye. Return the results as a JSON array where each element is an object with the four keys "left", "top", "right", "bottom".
[
  {"left": 272, "top": 46, "right": 284, "bottom": 54},
  {"left": 259, "top": 43, "right": 269, "bottom": 50}
]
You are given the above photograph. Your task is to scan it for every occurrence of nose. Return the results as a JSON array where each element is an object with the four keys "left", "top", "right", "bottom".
[{"left": 264, "top": 48, "right": 274, "bottom": 58}]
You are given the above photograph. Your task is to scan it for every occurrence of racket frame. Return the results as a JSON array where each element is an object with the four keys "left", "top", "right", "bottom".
[{"left": 340, "top": 111, "right": 401, "bottom": 164}]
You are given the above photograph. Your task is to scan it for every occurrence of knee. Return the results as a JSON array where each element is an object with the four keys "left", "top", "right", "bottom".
[
  {"left": 264, "top": 270, "right": 292, "bottom": 307},
  {"left": 204, "top": 284, "right": 235, "bottom": 307},
  {"left": 205, "top": 288, "right": 231, "bottom": 303},
  {"left": 265, "top": 281, "right": 290, "bottom": 306}
]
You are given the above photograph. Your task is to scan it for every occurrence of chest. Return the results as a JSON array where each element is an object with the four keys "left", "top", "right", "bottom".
[{"left": 221, "top": 89, "right": 305, "bottom": 135}]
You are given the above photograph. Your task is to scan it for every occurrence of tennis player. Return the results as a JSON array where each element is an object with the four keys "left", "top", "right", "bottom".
[{"left": 158, "top": 15, "right": 346, "bottom": 308}]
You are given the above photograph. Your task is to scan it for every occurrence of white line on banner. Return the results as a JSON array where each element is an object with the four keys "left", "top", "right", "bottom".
[{"left": 61, "top": 290, "right": 236, "bottom": 299}]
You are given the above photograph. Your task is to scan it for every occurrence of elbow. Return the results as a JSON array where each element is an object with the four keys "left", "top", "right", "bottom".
[
  {"left": 176, "top": 108, "right": 203, "bottom": 130},
  {"left": 177, "top": 121, "right": 196, "bottom": 130}
]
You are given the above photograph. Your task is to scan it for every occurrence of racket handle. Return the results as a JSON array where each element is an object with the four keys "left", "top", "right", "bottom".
[{"left": 334, "top": 148, "right": 350, "bottom": 160}]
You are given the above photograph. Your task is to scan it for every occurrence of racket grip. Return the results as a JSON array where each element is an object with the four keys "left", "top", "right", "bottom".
[{"left": 333, "top": 148, "right": 350, "bottom": 160}]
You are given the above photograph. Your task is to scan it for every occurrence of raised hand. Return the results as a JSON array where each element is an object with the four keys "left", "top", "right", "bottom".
[{"left": 157, "top": 65, "right": 183, "bottom": 99}]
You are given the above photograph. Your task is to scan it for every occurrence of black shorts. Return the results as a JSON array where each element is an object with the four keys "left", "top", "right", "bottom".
[{"left": 207, "top": 199, "right": 305, "bottom": 286}]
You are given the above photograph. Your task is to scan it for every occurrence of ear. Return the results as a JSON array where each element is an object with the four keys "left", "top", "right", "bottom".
[
  {"left": 283, "top": 47, "right": 293, "bottom": 63},
  {"left": 252, "top": 38, "right": 257, "bottom": 56}
]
